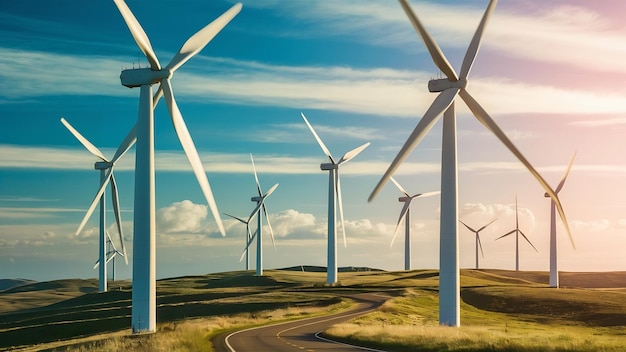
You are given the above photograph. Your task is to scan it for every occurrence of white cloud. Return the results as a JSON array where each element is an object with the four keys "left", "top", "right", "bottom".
[
  {"left": 156, "top": 200, "right": 208, "bottom": 234},
  {"left": 571, "top": 219, "right": 611, "bottom": 232}
]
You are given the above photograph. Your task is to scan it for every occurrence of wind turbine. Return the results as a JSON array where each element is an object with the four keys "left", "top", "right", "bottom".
[
  {"left": 244, "top": 154, "right": 278, "bottom": 277},
  {"left": 389, "top": 177, "right": 439, "bottom": 271},
  {"left": 459, "top": 218, "right": 496, "bottom": 269},
  {"left": 224, "top": 213, "right": 253, "bottom": 271},
  {"left": 368, "top": 0, "right": 573, "bottom": 327},
  {"left": 495, "top": 197, "right": 538, "bottom": 271},
  {"left": 60, "top": 117, "right": 130, "bottom": 293},
  {"left": 301, "top": 113, "right": 370, "bottom": 285},
  {"left": 547, "top": 152, "right": 576, "bottom": 288},
  {"left": 112, "top": 0, "right": 242, "bottom": 333},
  {"left": 93, "top": 231, "right": 126, "bottom": 282}
]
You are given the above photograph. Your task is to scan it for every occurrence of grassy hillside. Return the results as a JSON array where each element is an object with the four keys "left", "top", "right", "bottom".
[{"left": 1, "top": 269, "right": 625, "bottom": 351}]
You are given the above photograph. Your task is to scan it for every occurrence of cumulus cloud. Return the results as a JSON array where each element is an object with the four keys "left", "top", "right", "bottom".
[
  {"left": 571, "top": 219, "right": 611, "bottom": 232},
  {"left": 156, "top": 200, "right": 209, "bottom": 234},
  {"left": 268, "top": 209, "right": 317, "bottom": 237},
  {"left": 459, "top": 202, "right": 536, "bottom": 230}
]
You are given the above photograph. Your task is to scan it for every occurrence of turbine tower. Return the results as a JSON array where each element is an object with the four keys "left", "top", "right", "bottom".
[
  {"left": 60, "top": 118, "right": 130, "bottom": 293},
  {"left": 112, "top": 0, "right": 242, "bottom": 333},
  {"left": 301, "top": 113, "right": 370, "bottom": 285},
  {"left": 546, "top": 152, "right": 576, "bottom": 288},
  {"left": 224, "top": 213, "right": 253, "bottom": 271},
  {"left": 459, "top": 218, "right": 496, "bottom": 269},
  {"left": 245, "top": 154, "right": 278, "bottom": 276},
  {"left": 369, "top": 0, "right": 572, "bottom": 327},
  {"left": 389, "top": 177, "right": 439, "bottom": 271},
  {"left": 495, "top": 197, "right": 538, "bottom": 271}
]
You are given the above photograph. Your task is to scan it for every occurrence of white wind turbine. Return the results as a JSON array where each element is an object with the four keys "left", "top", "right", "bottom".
[
  {"left": 224, "top": 213, "right": 253, "bottom": 271},
  {"left": 301, "top": 112, "right": 370, "bottom": 285},
  {"left": 389, "top": 177, "right": 439, "bottom": 271},
  {"left": 243, "top": 154, "right": 278, "bottom": 277},
  {"left": 112, "top": 0, "right": 242, "bottom": 333},
  {"left": 495, "top": 197, "right": 538, "bottom": 271},
  {"left": 60, "top": 117, "right": 130, "bottom": 293},
  {"left": 547, "top": 152, "right": 576, "bottom": 288},
  {"left": 369, "top": 0, "right": 573, "bottom": 326},
  {"left": 93, "top": 231, "right": 126, "bottom": 282},
  {"left": 459, "top": 218, "right": 496, "bottom": 269}
]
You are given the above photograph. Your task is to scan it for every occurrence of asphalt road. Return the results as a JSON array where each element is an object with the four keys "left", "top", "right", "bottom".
[{"left": 213, "top": 293, "right": 390, "bottom": 352}]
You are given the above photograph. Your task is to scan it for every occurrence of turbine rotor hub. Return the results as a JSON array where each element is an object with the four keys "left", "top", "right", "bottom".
[{"left": 95, "top": 161, "right": 112, "bottom": 170}]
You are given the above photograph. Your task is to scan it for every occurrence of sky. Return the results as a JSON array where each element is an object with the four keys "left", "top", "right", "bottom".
[{"left": 1, "top": 0, "right": 625, "bottom": 282}]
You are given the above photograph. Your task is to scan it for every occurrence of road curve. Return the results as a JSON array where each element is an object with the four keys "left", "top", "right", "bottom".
[{"left": 214, "top": 293, "right": 389, "bottom": 352}]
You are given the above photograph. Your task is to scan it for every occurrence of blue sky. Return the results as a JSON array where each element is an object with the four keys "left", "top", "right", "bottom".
[{"left": 1, "top": 0, "right": 626, "bottom": 281}]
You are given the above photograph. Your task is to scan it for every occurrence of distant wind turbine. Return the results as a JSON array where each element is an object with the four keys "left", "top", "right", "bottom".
[
  {"left": 112, "top": 0, "right": 242, "bottom": 333},
  {"left": 368, "top": 0, "right": 571, "bottom": 327},
  {"left": 301, "top": 112, "right": 370, "bottom": 285},
  {"left": 93, "top": 231, "right": 126, "bottom": 282},
  {"left": 459, "top": 218, "right": 496, "bottom": 270},
  {"left": 243, "top": 154, "right": 278, "bottom": 277},
  {"left": 60, "top": 118, "right": 130, "bottom": 293},
  {"left": 224, "top": 213, "right": 253, "bottom": 271},
  {"left": 546, "top": 152, "right": 576, "bottom": 288},
  {"left": 495, "top": 197, "right": 538, "bottom": 271},
  {"left": 389, "top": 177, "right": 439, "bottom": 271}
]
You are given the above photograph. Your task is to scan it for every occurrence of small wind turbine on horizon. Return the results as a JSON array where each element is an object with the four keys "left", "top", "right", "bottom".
[
  {"left": 242, "top": 154, "right": 278, "bottom": 277},
  {"left": 60, "top": 117, "right": 129, "bottom": 293},
  {"left": 546, "top": 152, "right": 576, "bottom": 288},
  {"left": 112, "top": 0, "right": 242, "bottom": 333},
  {"left": 495, "top": 197, "right": 538, "bottom": 272},
  {"left": 93, "top": 231, "right": 126, "bottom": 282},
  {"left": 223, "top": 213, "right": 253, "bottom": 271},
  {"left": 389, "top": 177, "right": 439, "bottom": 271},
  {"left": 368, "top": 0, "right": 572, "bottom": 327},
  {"left": 301, "top": 112, "right": 370, "bottom": 285},
  {"left": 459, "top": 218, "right": 496, "bottom": 270}
]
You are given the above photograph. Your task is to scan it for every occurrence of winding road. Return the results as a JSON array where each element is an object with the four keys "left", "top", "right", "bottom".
[{"left": 213, "top": 293, "right": 390, "bottom": 352}]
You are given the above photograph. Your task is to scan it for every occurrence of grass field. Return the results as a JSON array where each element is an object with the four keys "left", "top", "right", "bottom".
[{"left": 1, "top": 268, "right": 625, "bottom": 351}]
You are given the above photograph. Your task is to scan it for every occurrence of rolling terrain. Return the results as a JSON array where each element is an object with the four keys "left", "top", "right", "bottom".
[{"left": 1, "top": 269, "right": 625, "bottom": 351}]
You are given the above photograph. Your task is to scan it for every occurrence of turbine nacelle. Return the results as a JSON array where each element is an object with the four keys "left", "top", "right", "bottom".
[
  {"left": 120, "top": 67, "right": 171, "bottom": 88},
  {"left": 321, "top": 163, "right": 338, "bottom": 171},
  {"left": 251, "top": 196, "right": 263, "bottom": 202},
  {"left": 94, "top": 161, "right": 112, "bottom": 170},
  {"left": 399, "top": 196, "right": 412, "bottom": 202},
  {"left": 428, "top": 78, "right": 467, "bottom": 93}
]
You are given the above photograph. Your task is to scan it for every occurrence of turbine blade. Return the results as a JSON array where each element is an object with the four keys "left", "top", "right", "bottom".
[
  {"left": 413, "top": 190, "right": 440, "bottom": 199},
  {"left": 60, "top": 118, "right": 108, "bottom": 162},
  {"left": 459, "top": 0, "right": 498, "bottom": 80},
  {"left": 477, "top": 233, "right": 485, "bottom": 258},
  {"left": 555, "top": 151, "right": 577, "bottom": 194},
  {"left": 460, "top": 89, "right": 575, "bottom": 248},
  {"left": 106, "top": 231, "right": 119, "bottom": 252},
  {"left": 338, "top": 142, "right": 370, "bottom": 165},
  {"left": 247, "top": 202, "right": 263, "bottom": 222},
  {"left": 398, "top": 0, "right": 458, "bottom": 81},
  {"left": 250, "top": 153, "right": 262, "bottom": 196},
  {"left": 264, "top": 183, "right": 279, "bottom": 197},
  {"left": 111, "top": 123, "right": 137, "bottom": 164},
  {"left": 162, "top": 79, "right": 225, "bottom": 236},
  {"left": 112, "top": 0, "right": 161, "bottom": 70},
  {"left": 240, "top": 229, "right": 257, "bottom": 262},
  {"left": 391, "top": 201, "right": 411, "bottom": 247},
  {"left": 93, "top": 260, "right": 100, "bottom": 270},
  {"left": 495, "top": 229, "right": 516, "bottom": 241},
  {"left": 224, "top": 212, "right": 248, "bottom": 225},
  {"left": 369, "top": 88, "right": 458, "bottom": 202},
  {"left": 390, "top": 176, "right": 410, "bottom": 197},
  {"left": 75, "top": 171, "right": 112, "bottom": 236},
  {"left": 301, "top": 112, "right": 334, "bottom": 163},
  {"left": 519, "top": 230, "right": 539, "bottom": 253},
  {"left": 336, "top": 170, "right": 347, "bottom": 247},
  {"left": 477, "top": 218, "right": 497, "bottom": 232},
  {"left": 459, "top": 220, "right": 477, "bottom": 233},
  {"left": 166, "top": 3, "right": 242, "bottom": 72},
  {"left": 109, "top": 174, "right": 128, "bottom": 265},
  {"left": 262, "top": 204, "right": 276, "bottom": 251}
]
